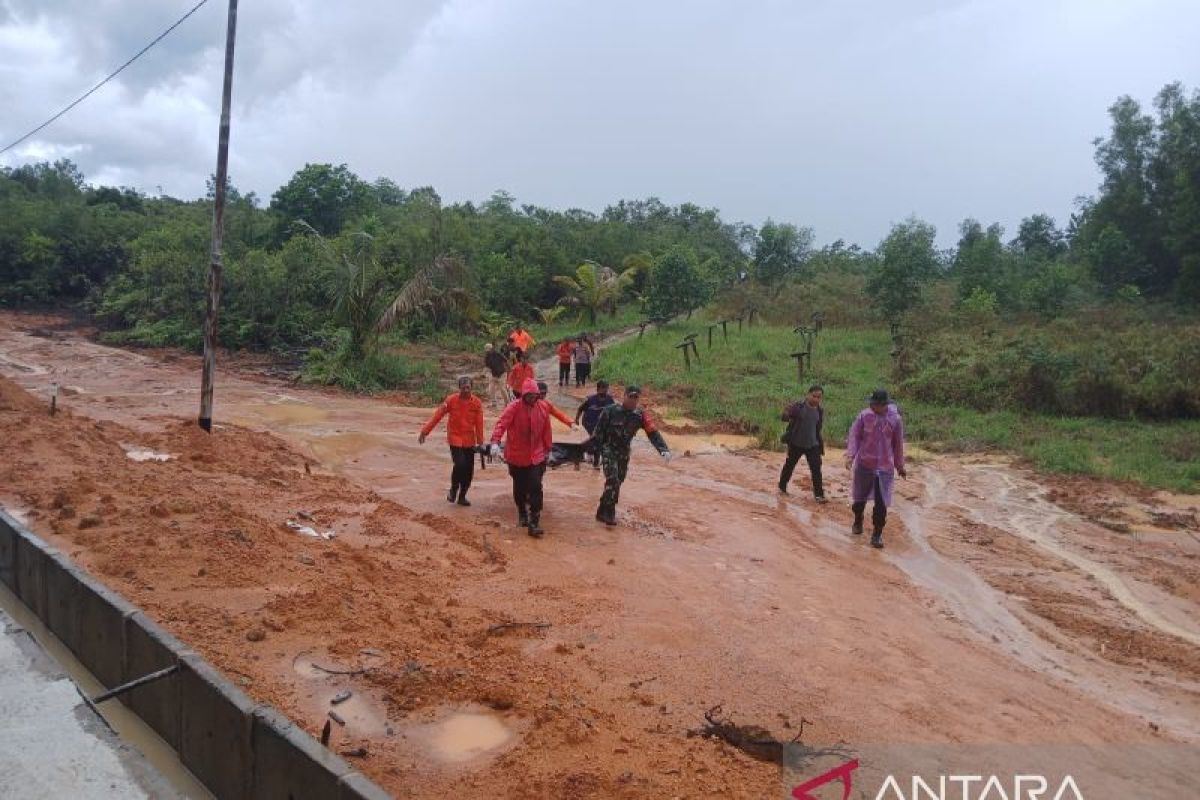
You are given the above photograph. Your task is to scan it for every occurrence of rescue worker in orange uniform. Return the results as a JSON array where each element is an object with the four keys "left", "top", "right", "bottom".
[
  {"left": 507, "top": 351, "right": 535, "bottom": 401},
  {"left": 419, "top": 376, "right": 485, "bottom": 506}
]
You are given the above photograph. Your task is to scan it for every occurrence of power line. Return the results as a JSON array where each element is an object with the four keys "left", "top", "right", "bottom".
[{"left": 0, "top": 0, "right": 212, "bottom": 156}]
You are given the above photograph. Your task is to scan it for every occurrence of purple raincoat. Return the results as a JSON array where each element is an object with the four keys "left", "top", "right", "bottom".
[{"left": 846, "top": 404, "right": 905, "bottom": 506}]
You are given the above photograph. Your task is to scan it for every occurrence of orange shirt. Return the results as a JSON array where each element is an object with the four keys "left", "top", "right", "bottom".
[
  {"left": 421, "top": 393, "right": 485, "bottom": 448},
  {"left": 511, "top": 329, "right": 535, "bottom": 353},
  {"left": 556, "top": 342, "right": 574, "bottom": 364},
  {"left": 508, "top": 361, "right": 535, "bottom": 392}
]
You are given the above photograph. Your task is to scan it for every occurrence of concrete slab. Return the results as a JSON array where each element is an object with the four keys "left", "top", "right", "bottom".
[{"left": 0, "top": 606, "right": 183, "bottom": 800}]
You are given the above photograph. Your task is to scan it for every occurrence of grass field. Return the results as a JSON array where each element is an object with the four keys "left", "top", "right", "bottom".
[{"left": 595, "top": 317, "right": 1200, "bottom": 492}]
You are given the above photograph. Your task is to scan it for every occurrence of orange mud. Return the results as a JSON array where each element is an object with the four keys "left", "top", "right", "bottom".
[{"left": 2, "top": 311, "right": 1199, "bottom": 798}]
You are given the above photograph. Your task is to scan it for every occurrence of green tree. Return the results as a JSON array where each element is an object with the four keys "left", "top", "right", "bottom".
[
  {"left": 868, "top": 218, "right": 939, "bottom": 321},
  {"left": 1150, "top": 83, "right": 1200, "bottom": 297},
  {"left": 753, "top": 220, "right": 813, "bottom": 294},
  {"left": 1012, "top": 214, "right": 1066, "bottom": 260},
  {"left": 1088, "top": 223, "right": 1148, "bottom": 295},
  {"left": 553, "top": 262, "right": 634, "bottom": 323},
  {"left": 269, "top": 163, "right": 374, "bottom": 239},
  {"left": 645, "top": 246, "right": 709, "bottom": 319},
  {"left": 952, "top": 219, "right": 1008, "bottom": 301}
]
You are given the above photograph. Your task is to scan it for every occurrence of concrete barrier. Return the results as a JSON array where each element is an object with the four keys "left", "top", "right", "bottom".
[
  {"left": 43, "top": 552, "right": 84, "bottom": 653},
  {"left": 123, "top": 611, "right": 192, "bottom": 751},
  {"left": 13, "top": 527, "right": 56, "bottom": 621},
  {"left": 253, "top": 706, "right": 354, "bottom": 799},
  {"left": 340, "top": 771, "right": 397, "bottom": 800},
  {"left": 179, "top": 653, "right": 258, "bottom": 800},
  {"left": 0, "top": 510, "right": 15, "bottom": 587},
  {"left": 76, "top": 571, "right": 137, "bottom": 688},
  {"left": 0, "top": 510, "right": 394, "bottom": 800}
]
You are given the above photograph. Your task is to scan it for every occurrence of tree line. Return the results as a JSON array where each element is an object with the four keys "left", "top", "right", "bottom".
[{"left": 1, "top": 82, "right": 1196, "bottom": 358}]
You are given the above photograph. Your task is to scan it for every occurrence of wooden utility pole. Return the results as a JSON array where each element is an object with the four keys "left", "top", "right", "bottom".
[{"left": 198, "top": 0, "right": 239, "bottom": 432}]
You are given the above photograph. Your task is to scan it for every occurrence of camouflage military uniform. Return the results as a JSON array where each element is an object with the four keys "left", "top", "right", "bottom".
[{"left": 591, "top": 402, "right": 669, "bottom": 524}]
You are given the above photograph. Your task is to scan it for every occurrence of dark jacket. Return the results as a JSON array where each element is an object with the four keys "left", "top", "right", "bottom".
[
  {"left": 593, "top": 404, "right": 669, "bottom": 457},
  {"left": 484, "top": 350, "right": 508, "bottom": 378},
  {"left": 781, "top": 401, "right": 824, "bottom": 452},
  {"left": 576, "top": 393, "right": 616, "bottom": 431}
]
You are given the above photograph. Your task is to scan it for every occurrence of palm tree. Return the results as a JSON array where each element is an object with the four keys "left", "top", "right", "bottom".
[
  {"left": 553, "top": 262, "right": 635, "bottom": 324},
  {"left": 377, "top": 254, "right": 477, "bottom": 333},
  {"left": 536, "top": 306, "right": 566, "bottom": 325},
  {"left": 297, "top": 222, "right": 387, "bottom": 359}
]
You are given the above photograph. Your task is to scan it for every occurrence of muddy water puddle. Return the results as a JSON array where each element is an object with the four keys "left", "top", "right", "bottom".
[
  {"left": 403, "top": 706, "right": 519, "bottom": 765},
  {"left": 290, "top": 646, "right": 520, "bottom": 765},
  {"left": 425, "top": 710, "right": 514, "bottom": 763},
  {"left": 120, "top": 443, "right": 174, "bottom": 462},
  {"left": 289, "top": 650, "right": 392, "bottom": 737},
  {"left": 248, "top": 398, "right": 329, "bottom": 425}
]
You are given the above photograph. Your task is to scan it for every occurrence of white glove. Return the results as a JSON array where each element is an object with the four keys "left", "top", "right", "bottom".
[
  {"left": 661, "top": 450, "right": 672, "bottom": 463},
  {"left": 488, "top": 443, "right": 501, "bottom": 457}
]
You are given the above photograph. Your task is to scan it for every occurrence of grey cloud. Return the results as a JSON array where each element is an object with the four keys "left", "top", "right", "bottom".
[{"left": 3, "top": 0, "right": 1198, "bottom": 245}]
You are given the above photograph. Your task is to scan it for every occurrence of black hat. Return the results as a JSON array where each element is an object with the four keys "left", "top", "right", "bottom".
[
  {"left": 868, "top": 388, "right": 890, "bottom": 405},
  {"left": 625, "top": 385, "right": 642, "bottom": 396},
  {"left": 537, "top": 381, "right": 548, "bottom": 393}
]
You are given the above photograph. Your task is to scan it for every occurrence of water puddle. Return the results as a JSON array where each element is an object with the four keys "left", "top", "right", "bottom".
[
  {"left": 290, "top": 649, "right": 391, "bottom": 737},
  {"left": 255, "top": 398, "right": 328, "bottom": 425},
  {"left": 120, "top": 444, "right": 174, "bottom": 462},
  {"left": 423, "top": 709, "right": 514, "bottom": 764},
  {"left": 285, "top": 519, "right": 335, "bottom": 540},
  {"left": 665, "top": 432, "right": 755, "bottom": 455},
  {"left": 307, "top": 431, "right": 388, "bottom": 465}
]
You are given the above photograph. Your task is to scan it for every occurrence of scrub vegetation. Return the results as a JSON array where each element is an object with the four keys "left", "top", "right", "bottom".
[{"left": 2, "top": 83, "right": 1198, "bottom": 488}]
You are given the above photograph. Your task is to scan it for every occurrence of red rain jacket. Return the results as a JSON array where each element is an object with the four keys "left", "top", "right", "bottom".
[{"left": 491, "top": 379, "right": 552, "bottom": 466}]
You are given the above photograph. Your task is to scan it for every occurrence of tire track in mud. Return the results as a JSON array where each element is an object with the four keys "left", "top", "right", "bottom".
[
  {"left": 900, "top": 461, "right": 1200, "bottom": 740},
  {"left": 664, "top": 453, "right": 1200, "bottom": 741},
  {"left": 924, "top": 464, "right": 1200, "bottom": 648}
]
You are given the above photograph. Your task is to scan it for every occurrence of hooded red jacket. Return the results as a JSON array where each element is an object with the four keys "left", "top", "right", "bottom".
[{"left": 490, "top": 378, "right": 552, "bottom": 467}]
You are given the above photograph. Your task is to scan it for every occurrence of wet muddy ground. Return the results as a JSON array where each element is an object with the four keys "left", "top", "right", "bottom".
[{"left": 1, "top": 311, "right": 1198, "bottom": 798}]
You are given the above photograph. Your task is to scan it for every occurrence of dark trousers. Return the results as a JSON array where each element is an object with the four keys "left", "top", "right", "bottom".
[
  {"left": 575, "top": 362, "right": 591, "bottom": 386},
  {"left": 449, "top": 446, "right": 476, "bottom": 495},
  {"left": 852, "top": 475, "right": 887, "bottom": 534},
  {"left": 583, "top": 423, "right": 601, "bottom": 466},
  {"left": 508, "top": 462, "right": 546, "bottom": 515},
  {"left": 598, "top": 454, "right": 629, "bottom": 515},
  {"left": 779, "top": 445, "right": 824, "bottom": 497},
  {"left": 558, "top": 363, "right": 571, "bottom": 385}
]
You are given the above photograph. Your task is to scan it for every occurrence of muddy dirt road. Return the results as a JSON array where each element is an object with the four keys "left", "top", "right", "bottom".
[{"left": 2, "top": 312, "right": 1198, "bottom": 798}]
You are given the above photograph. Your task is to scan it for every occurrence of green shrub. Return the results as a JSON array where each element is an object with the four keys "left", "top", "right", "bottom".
[
  {"left": 303, "top": 331, "right": 437, "bottom": 394},
  {"left": 903, "top": 313, "right": 1200, "bottom": 419}
]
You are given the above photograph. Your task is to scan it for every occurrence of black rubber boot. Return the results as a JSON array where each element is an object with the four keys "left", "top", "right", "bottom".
[
  {"left": 870, "top": 531, "right": 884, "bottom": 549},
  {"left": 447, "top": 488, "right": 457, "bottom": 503},
  {"left": 518, "top": 509, "right": 529, "bottom": 527},
  {"left": 851, "top": 520, "right": 863, "bottom": 535},
  {"left": 528, "top": 514, "right": 544, "bottom": 537},
  {"left": 456, "top": 490, "right": 471, "bottom": 507}
]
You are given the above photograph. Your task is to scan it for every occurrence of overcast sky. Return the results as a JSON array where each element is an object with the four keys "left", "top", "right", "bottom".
[{"left": 1, "top": 0, "right": 1197, "bottom": 247}]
